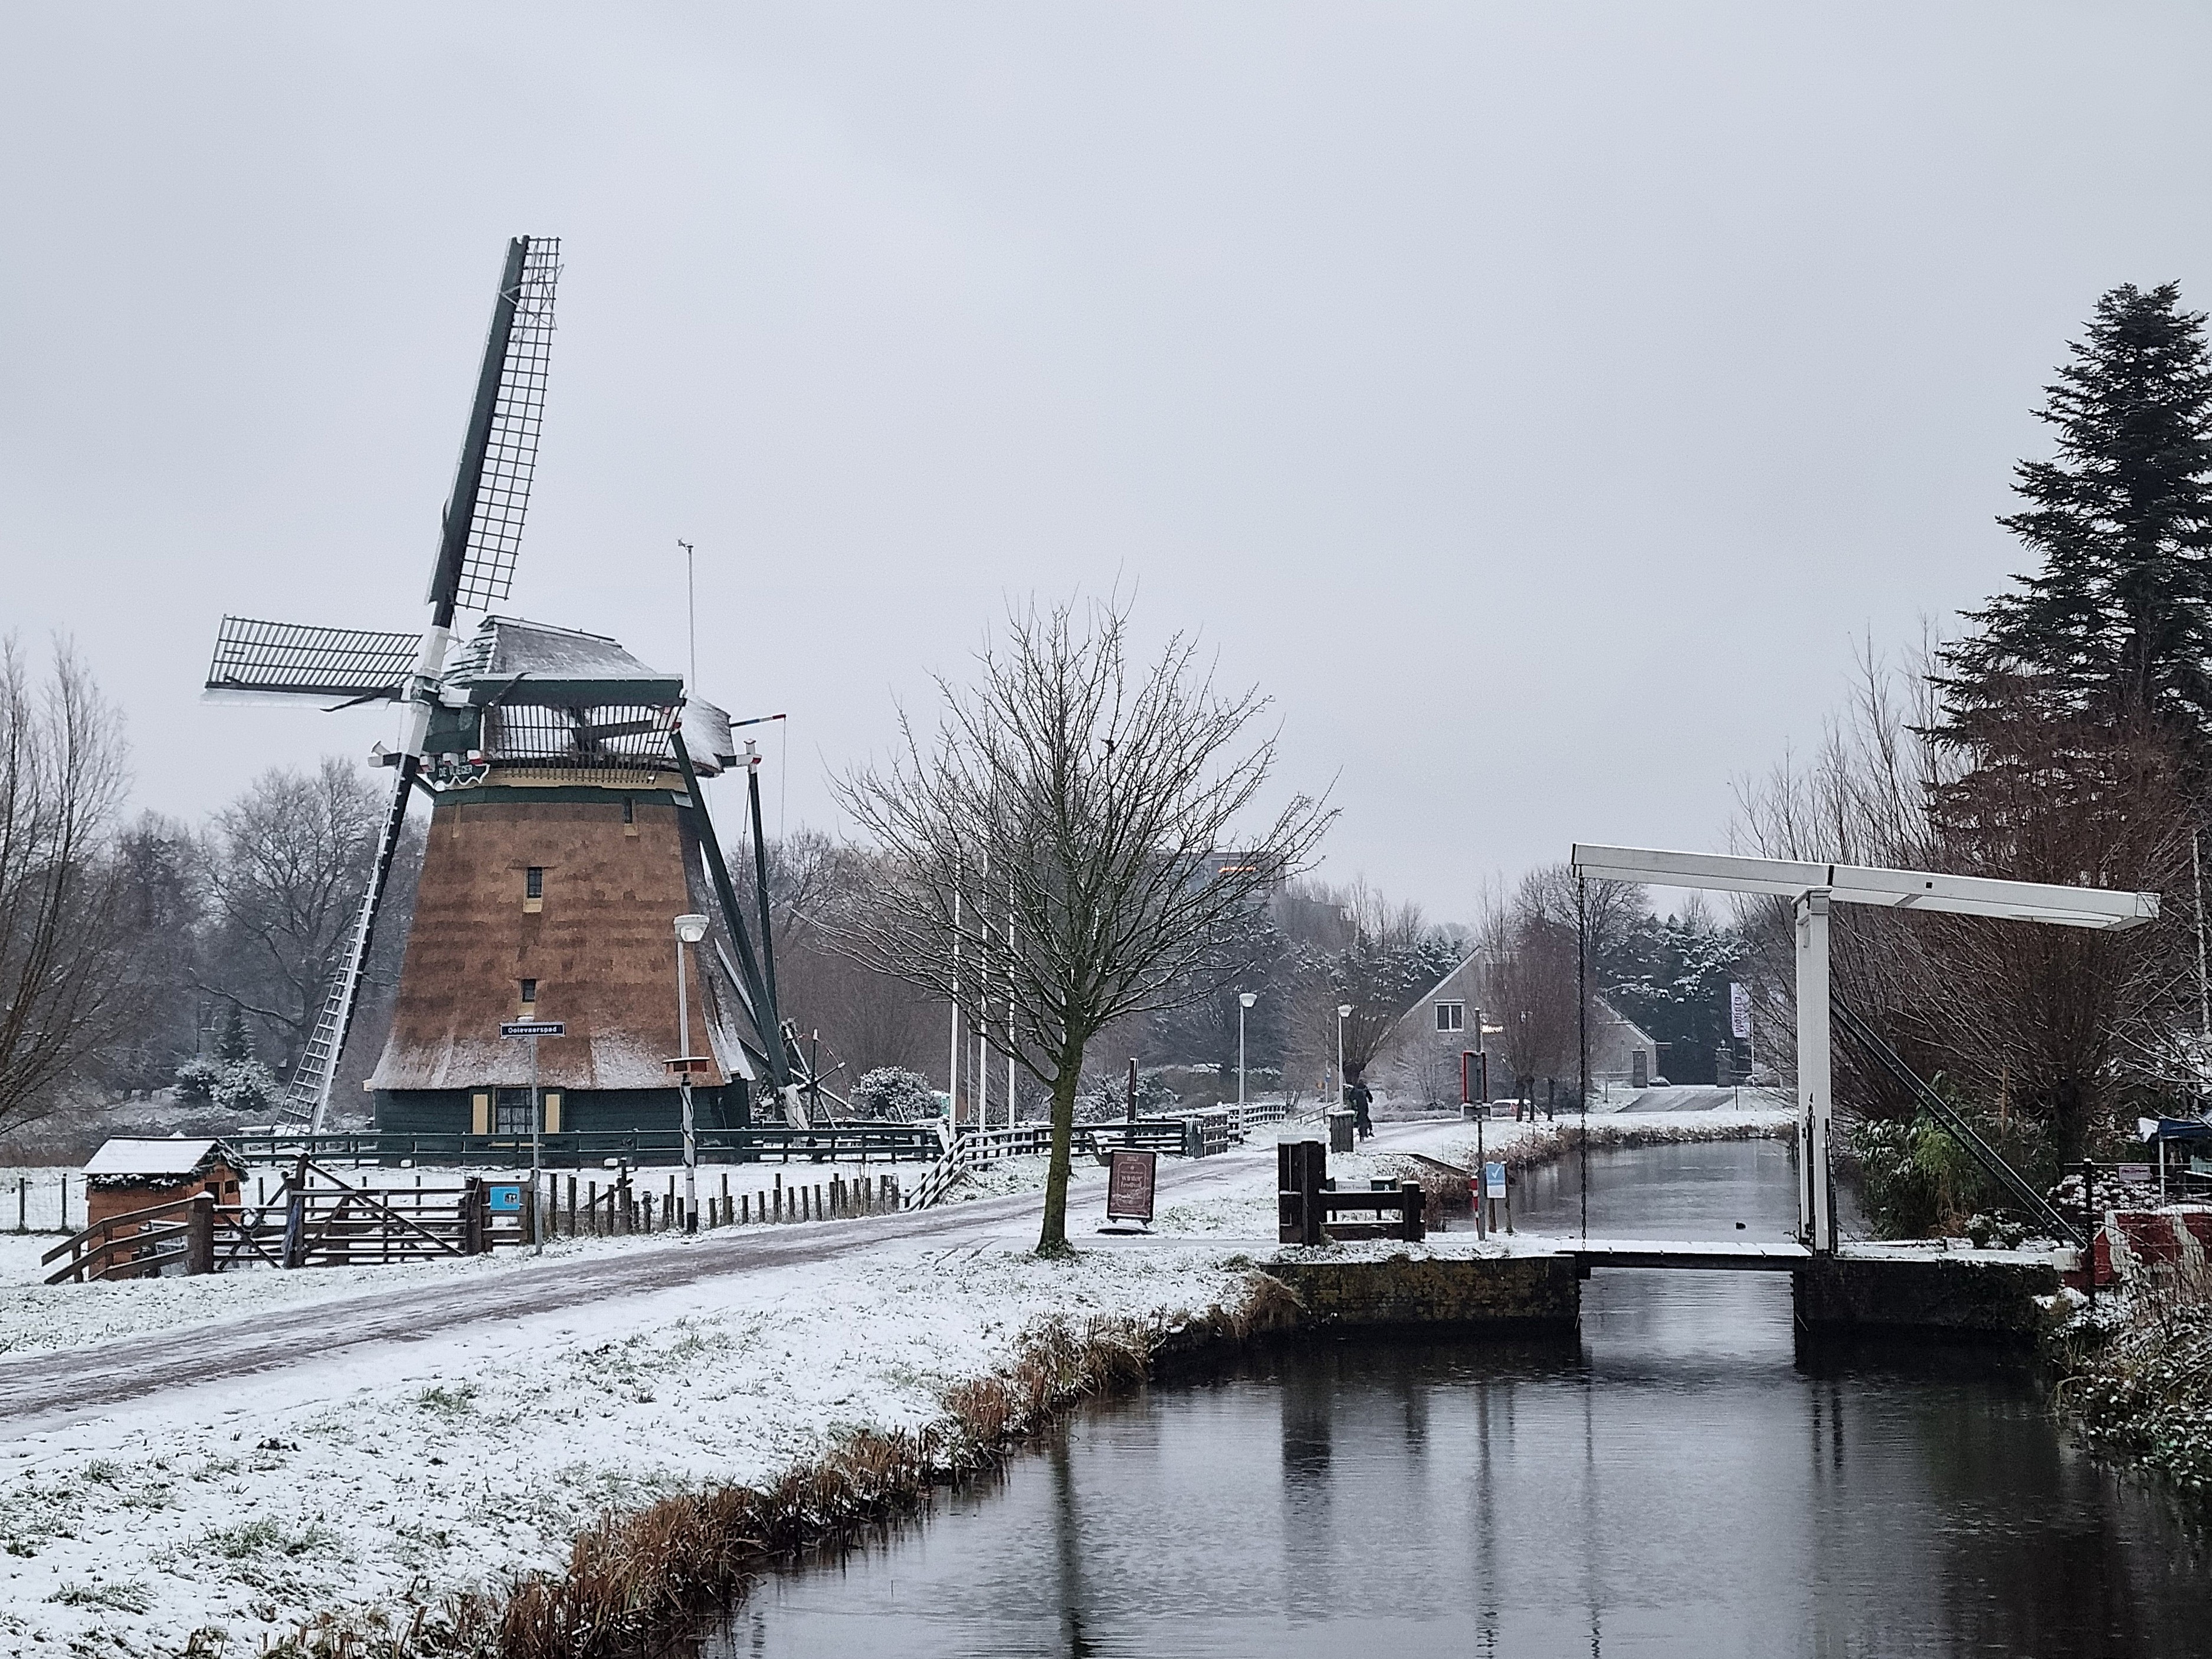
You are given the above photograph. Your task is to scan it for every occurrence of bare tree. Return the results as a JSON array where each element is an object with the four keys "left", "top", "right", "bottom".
[
  {"left": 735, "top": 829, "right": 943, "bottom": 1083},
  {"left": 1734, "top": 637, "right": 2194, "bottom": 1167},
  {"left": 0, "top": 640, "right": 130, "bottom": 1135},
  {"left": 197, "top": 758, "right": 383, "bottom": 1073},
  {"left": 1475, "top": 869, "right": 1584, "bottom": 1095},
  {"left": 1280, "top": 879, "right": 1454, "bottom": 1091},
  {"left": 838, "top": 596, "right": 1332, "bottom": 1254}
]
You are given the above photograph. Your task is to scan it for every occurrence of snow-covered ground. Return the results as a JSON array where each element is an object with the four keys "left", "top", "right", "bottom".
[
  {"left": 0, "top": 1096, "right": 1797, "bottom": 1654},
  {"left": 0, "top": 1232, "right": 1247, "bottom": 1656}
]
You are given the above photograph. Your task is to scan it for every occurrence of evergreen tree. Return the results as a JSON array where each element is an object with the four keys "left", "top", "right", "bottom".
[
  {"left": 216, "top": 1003, "right": 252, "bottom": 1065},
  {"left": 1937, "top": 283, "right": 2212, "bottom": 774}
]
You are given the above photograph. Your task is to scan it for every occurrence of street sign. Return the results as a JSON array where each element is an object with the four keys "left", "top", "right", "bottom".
[
  {"left": 500, "top": 1021, "right": 566, "bottom": 1038},
  {"left": 1105, "top": 1149, "right": 1158, "bottom": 1223},
  {"left": 1484, "top": 1161, "right": 1507, "bottom": 1199},
  {"left": 486, "top": 1183, "right": 524, "bottom": 1213}
]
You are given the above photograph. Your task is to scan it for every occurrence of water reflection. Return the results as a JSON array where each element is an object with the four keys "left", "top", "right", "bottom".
[{"left": 715, "top": 1144, "right": 2206, "bottom": 1658}]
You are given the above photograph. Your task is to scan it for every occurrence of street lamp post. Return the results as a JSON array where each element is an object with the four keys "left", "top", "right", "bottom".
[
  {"left": 1336, "top": 1004, "right": 1353, "bottom": 1106},
  {"left": 673, "top": 913, "right": 710, "bottom": 1234},
  {"left": 1237, "top": 992, "right": 1257, "bottom": 1126}
]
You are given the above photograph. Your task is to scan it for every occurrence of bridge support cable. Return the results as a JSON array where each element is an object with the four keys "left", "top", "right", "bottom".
[{"left": 1831, "top": 1001, "right": 2083, "bottom": 1248}]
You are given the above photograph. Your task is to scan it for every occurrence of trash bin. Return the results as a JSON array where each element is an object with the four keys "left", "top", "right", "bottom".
[{"left": 1327, "top": 1109, "right": 1355, "bottom": 1154}]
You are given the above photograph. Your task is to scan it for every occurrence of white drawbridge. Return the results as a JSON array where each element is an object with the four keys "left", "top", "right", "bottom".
[{"left": 1569, "top": 845, "right": 2159, "bottom": 1254}]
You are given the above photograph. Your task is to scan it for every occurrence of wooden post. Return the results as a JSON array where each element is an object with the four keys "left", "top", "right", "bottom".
[
  {"left": 15, "top": 1176, "right": 22, "bottom": 1234},
  {"left": 1301, "top": 1143, "right": 1324, "bottom": 1246},
  {"left": 1398, "top": 1181, "right": 1426, "bottom": 1243},
  {"left": 185, "top": 1193, "right": 215, "bottom": 1276},
  {"left": 567, "top": 1175, "right": 577, "bottom": 1235},
  {"left": 742, "top": 1192, "right": 751, "bottom": 1225}
]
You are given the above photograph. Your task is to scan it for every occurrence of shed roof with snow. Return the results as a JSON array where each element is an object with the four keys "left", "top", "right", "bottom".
[{"left": 83, "top": 1137, "right": 241, "bottom": 1187}]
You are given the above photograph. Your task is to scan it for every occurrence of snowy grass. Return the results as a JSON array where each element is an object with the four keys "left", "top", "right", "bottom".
[
  {"left": 0, "top": 1236, "right": 1251, "bottom": 1657},
  {"left": 2056, "top": 1267, "right": 2212, "bottom": 1508}
]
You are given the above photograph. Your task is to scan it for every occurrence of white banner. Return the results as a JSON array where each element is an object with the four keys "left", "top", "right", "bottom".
[{"left": 1729, "top": 982, "right": 1751, "bottom": 1041}]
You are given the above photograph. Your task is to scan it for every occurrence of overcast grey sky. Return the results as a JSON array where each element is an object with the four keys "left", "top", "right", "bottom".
[{"left": 5, "top": 4, "right": 2210, "bottom": 925}]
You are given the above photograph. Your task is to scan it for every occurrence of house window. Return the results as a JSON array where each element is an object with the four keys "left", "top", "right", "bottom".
[
  {"left": 1435, "top": 1001, "right": 1465, "bottom": 1033},
  {"left": 519, "top": 978, "right": 538, "bottom": 1005},
  {"left": 525, "top": 867, "right": 545, "bottom": 899},
  {"left": 621, "top": 795, "right": 634, "bottom": 824},
  {"left": 494, "top": 1087, "right": 536, "bottom": 1137}
]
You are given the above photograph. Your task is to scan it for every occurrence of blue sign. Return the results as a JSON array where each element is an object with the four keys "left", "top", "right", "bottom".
[
  {"left": 486, "top": 1183, "right": 525, "bottom": 1214},
  {"left": 1483, "top": 1162, "right": 1507, "bottom": 1198}
]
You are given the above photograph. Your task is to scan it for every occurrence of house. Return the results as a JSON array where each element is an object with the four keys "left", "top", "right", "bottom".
[
  {"left": 1373, "top": 951, "right": 1663, "bottom": 1105},
  {"left": 82, "top": 1137, "right": 245, "bottom": 1230}
]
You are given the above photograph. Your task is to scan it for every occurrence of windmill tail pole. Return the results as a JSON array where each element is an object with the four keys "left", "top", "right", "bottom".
[
  {"left": 748, "top": 753, "right": 779, "bottom": 1022},
  {"left": 1831, "top": 1001, "right": 2083, "bottom": 1247},
  {"left": 669, "top": 726, "right": 790, "bottom": 1090}
]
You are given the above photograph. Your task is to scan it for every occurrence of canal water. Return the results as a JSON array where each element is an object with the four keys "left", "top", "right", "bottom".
[{"left": 715, "top": 1142, "right": 2207, "bottom": 1658}]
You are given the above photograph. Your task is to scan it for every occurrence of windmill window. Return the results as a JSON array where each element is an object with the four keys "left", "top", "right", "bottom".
[
  {"left": 621, "top": 796, "right": 634, "bottom": 824},
  {"left": 520, "top": 978, "right": 538, "bottom": 1005},
  {"left": 1435, "top": 1001, "right": 1465, "bottom": 1033},
  {"left": 525, "top": 867, "right": 545, "bottom": 899}
]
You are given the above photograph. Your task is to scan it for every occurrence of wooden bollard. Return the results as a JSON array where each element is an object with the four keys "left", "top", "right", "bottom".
[{"left": 741, "top": 1192, "right": 751, "bottom": 1225}]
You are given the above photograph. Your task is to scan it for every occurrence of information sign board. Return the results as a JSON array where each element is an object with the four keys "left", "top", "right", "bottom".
[
  {"left": 486, "top": 1183, "right": 524, "bottom": 1214},
  {"left": 500, "top": 1021, "right": 566, "bottom": 1038},
  {"left": 1105, "top": 1150, "right": 1158, "bottom": 1223},
  {"left": 1484, "top": 1161, "right": 1507, "bottom": 1199}
]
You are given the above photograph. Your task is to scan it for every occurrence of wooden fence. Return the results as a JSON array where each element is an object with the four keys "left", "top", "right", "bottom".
[
  {"left": 528, "top": 1167, "right": 905, "bottom": 1236},
  {"left": 224, "top": 1124, "right": 942, "bottom": 1169}
]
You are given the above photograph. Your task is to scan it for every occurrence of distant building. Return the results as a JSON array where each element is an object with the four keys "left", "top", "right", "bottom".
[{"left": 1373, "top": 950, "right": 1662, "bottom": 1104}]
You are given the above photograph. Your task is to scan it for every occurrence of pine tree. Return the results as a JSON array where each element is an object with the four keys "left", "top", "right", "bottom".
[
  {"left": 1938, "top": 283, "right": 2212, "bottom": 772},
  {"left": 216, "top": 1003, "right": 252, "bottom": 1065}
]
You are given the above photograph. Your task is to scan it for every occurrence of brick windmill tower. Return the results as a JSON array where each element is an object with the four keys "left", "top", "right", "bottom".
[{"left": 203, "top": 237, "right": 797, "bottom": 1136}]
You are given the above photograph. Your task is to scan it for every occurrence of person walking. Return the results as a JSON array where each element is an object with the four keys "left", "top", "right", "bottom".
[{"left": 1347, "top": 1076, "right": 1374, "bottom": 1141}]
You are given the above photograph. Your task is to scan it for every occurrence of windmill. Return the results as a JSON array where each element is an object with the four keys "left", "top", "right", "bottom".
[{"left": 204, "top": 237, "right": 798, "bottom": 1136}]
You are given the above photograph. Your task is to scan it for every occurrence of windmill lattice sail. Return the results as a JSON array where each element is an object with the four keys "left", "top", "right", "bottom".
[
  {"left": 454, "top": 237, "right": 560, "bottom": 611},
  {"left": 205, "top": 617, "right": 422, "bottom": 701}
]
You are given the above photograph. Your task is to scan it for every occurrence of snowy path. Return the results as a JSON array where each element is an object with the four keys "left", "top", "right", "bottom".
[{"left": 0, "top": 1125, "right": 1356, "bottom": 1434}]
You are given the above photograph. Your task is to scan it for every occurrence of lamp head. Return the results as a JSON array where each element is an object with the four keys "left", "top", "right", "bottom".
[
  {"left": 674, "top": 913, "right": 710, "bottom": 944},
  {"left": 1337, "top": 1003, "right": 1354, "bottom": 1019},
  {"left": 1239, "top": 992, "right": 1257, "bottom": 1009}
]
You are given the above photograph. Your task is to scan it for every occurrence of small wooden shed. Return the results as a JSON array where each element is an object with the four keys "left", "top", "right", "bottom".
[{"left": 83, "top": 1137, "right": 245, "bottom": 1229}]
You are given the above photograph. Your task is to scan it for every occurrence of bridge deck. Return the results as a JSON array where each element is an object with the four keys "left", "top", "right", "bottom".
[{"left": 1506, "top": 1234, "right": 1813, "bottom": 1271}]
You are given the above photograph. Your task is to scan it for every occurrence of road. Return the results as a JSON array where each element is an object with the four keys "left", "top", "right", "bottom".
[{"left": 0, "top": 1124, "right": 1391, "bottom": 1430}]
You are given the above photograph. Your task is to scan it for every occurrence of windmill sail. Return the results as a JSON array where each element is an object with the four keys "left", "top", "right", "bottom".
[
  {"left": 432, "top": 236, "right": 562, "bottom": 619},
  {"left": 204, "top": 617, "right": 423, "bottom": 701},
  {"left": 270, "top": 235, "right": 563, "bottom": 1129}
]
